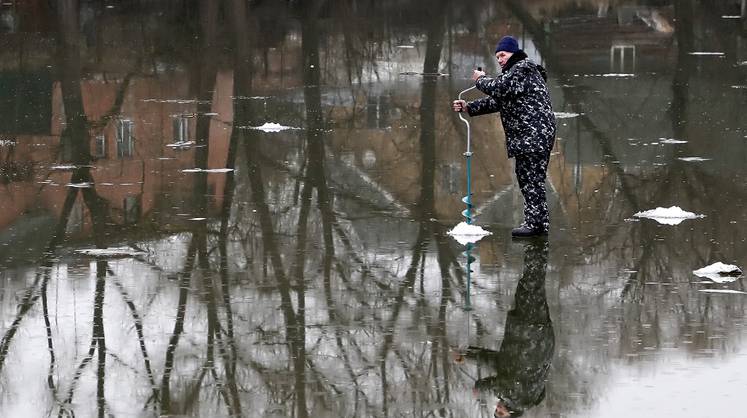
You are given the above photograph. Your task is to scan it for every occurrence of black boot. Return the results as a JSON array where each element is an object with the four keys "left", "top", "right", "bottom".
[{"left": 511, "top": 225, "right": 547, "bottom": 238}]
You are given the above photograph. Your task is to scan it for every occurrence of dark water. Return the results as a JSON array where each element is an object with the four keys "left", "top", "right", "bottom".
[{"left": 1, "top": 1, "right": 747, "bottom": 417}]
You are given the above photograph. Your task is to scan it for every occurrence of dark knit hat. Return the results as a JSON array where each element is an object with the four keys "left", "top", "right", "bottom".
[{"left": 495, "top": 36, "right": 520, "bottom": 54}]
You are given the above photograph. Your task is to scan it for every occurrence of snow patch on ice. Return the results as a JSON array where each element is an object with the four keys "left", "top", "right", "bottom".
[
  {"left": 142, "top": 98, "right": 211, "bottom": 104},
  {"left": 633, "top": 206, "right": 705, "bottom": 225},
  {"left": 448, "top": 222, "right": 492, "bottom": 245},
  {"left": 688, "top": 52, "right": 725, "bottom": 56},
  {"left": 554, "top": 112, "right": 582, "bottom": 119},
  {"left": 76, "top": 247, "right": 146, "bottom": 257},
  {"left": 67, "top": 182, "right": 93, "bottom": 188},
  {"left": 698, "top": 289, "right": 747, "bottom": 295},
  {"left": 396, "top": 45, "right": 415, "bottom": 49},
  {"left": 245, "top": 122, "right": 300, "bottom": 132},
  {"left": 693, "top": 262, "right": 743, "bottom": 283},
  {"left": 181, "top": 168, "right": 234, "bottom": 173},
  {"left": 577, "top": 73, "right": 635, "bottom": 78},
  {"left": 678, "top": 157, "right": 711, "bottom": 162},
  {"left": 659, "top": 138, "right": 687, "bottom": 144},
  {"left": 166, "top": 141, "right": 195, "bottom": 148},
  {"left": 721, "top": 15, "right": 741, "bottom": 19}
]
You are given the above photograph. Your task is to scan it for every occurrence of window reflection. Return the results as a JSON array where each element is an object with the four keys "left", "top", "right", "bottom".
[{"left": 116, "top": 119, "right": 133, "bottom": 158}]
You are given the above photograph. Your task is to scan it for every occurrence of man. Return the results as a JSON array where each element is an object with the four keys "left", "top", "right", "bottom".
[{"left": 452, "top": 36, "right": 556, "bottom": 237}]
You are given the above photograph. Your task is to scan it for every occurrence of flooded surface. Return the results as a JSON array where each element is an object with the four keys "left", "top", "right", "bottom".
[{"left": 1, "top": 1, "right": 747, "bottom": 417}]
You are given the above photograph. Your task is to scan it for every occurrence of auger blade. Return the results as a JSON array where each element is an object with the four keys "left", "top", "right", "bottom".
[
  {"left": 461, "top": 196, "right": 473, "bottom": 206},
  {"left": 461, "top": 209, "right": 471, "bottom": 219}
]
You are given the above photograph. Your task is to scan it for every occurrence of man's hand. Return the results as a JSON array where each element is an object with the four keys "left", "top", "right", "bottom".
[
  {"left": 452, "top": 99, "right": 467, "bottom": 113},
  {"left": 472, "top": 69, "right": 486, "bottom": 81}
]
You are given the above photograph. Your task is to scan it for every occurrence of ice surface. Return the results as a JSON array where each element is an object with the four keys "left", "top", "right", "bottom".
[
  {"left": 693, "top": 262, "right": 743, "bottom": 283},
  {"left": 688, "top": 52, "right": 725, "bottom": 56},
  {"left": 633, "top": 206, "right": 704, "bottom": 225},
  {"left": 447, "top": 222, "right": 492, "bottom": 245},
  {"left": 76, "top": 247, "right": 146, "bottom": 257},
  {"left": 247, "top": 122, "right": 300, "bottom": 132}
]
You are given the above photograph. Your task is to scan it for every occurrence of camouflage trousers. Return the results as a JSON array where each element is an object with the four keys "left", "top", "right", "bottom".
[{"left": 514, "top": 153, "right": 550, "bottom": 231}]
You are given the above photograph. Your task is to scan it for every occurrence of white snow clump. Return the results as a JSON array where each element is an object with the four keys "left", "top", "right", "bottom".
[
  {"left": 448, "top": 222, "right": 492, "bottom": 245},
  {"left": 633, "top": 206, "right": 704, "bottom": 225},
  {"left": 693, "top": 262, "right": 743, "bottom": 283}
]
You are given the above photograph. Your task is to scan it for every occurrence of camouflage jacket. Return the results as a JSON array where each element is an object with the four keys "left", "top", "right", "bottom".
[{"left": 467, "top": 58, "right": 556, "bottom": 158}]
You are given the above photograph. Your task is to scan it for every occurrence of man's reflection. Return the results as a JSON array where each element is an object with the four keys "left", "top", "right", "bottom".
[{"left": 457, "top": 239, "right": 554, "bottom": 417}]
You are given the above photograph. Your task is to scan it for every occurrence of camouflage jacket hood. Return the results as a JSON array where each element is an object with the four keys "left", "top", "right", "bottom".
[{"left": 467, "top": 58, "right": 556, "bottom": 158}]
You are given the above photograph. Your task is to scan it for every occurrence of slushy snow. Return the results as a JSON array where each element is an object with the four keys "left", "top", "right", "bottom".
[
  {"left": 633, "top": 206, "right": 704, "bottom": 225},
  {"left": 182, "top": 168, "right": 234, "bottom": 173},
  {"left": 76, "top": 247, "right": 146, "bottom": 257},
  {"left": 448, "top": 222, "right": 491, "bottom": 245},
  {"left": 698, "top": 289, "right": 747, "bottom": 295},
  {"left": 167, "top": 141, "right": 195, "bottom": 148},
  {"left": 247, "top": 122, "right": 299, "bottom": 132},
  {"left": 659, "top": 138, "right": 687, "bottom": 144},
  {"left": 693, "top": 262, "right": 743, "bottom": 283},
  {"left": 678, "top": 157, "right": 711, "bottom": 162},
  {"left": 554, "top": 112, "right": 582, "bottom": 119}
]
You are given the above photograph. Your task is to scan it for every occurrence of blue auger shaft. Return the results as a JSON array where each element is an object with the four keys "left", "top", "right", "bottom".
[{"left": 458, "top": 86, "right": 476, "bottom": 224}]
